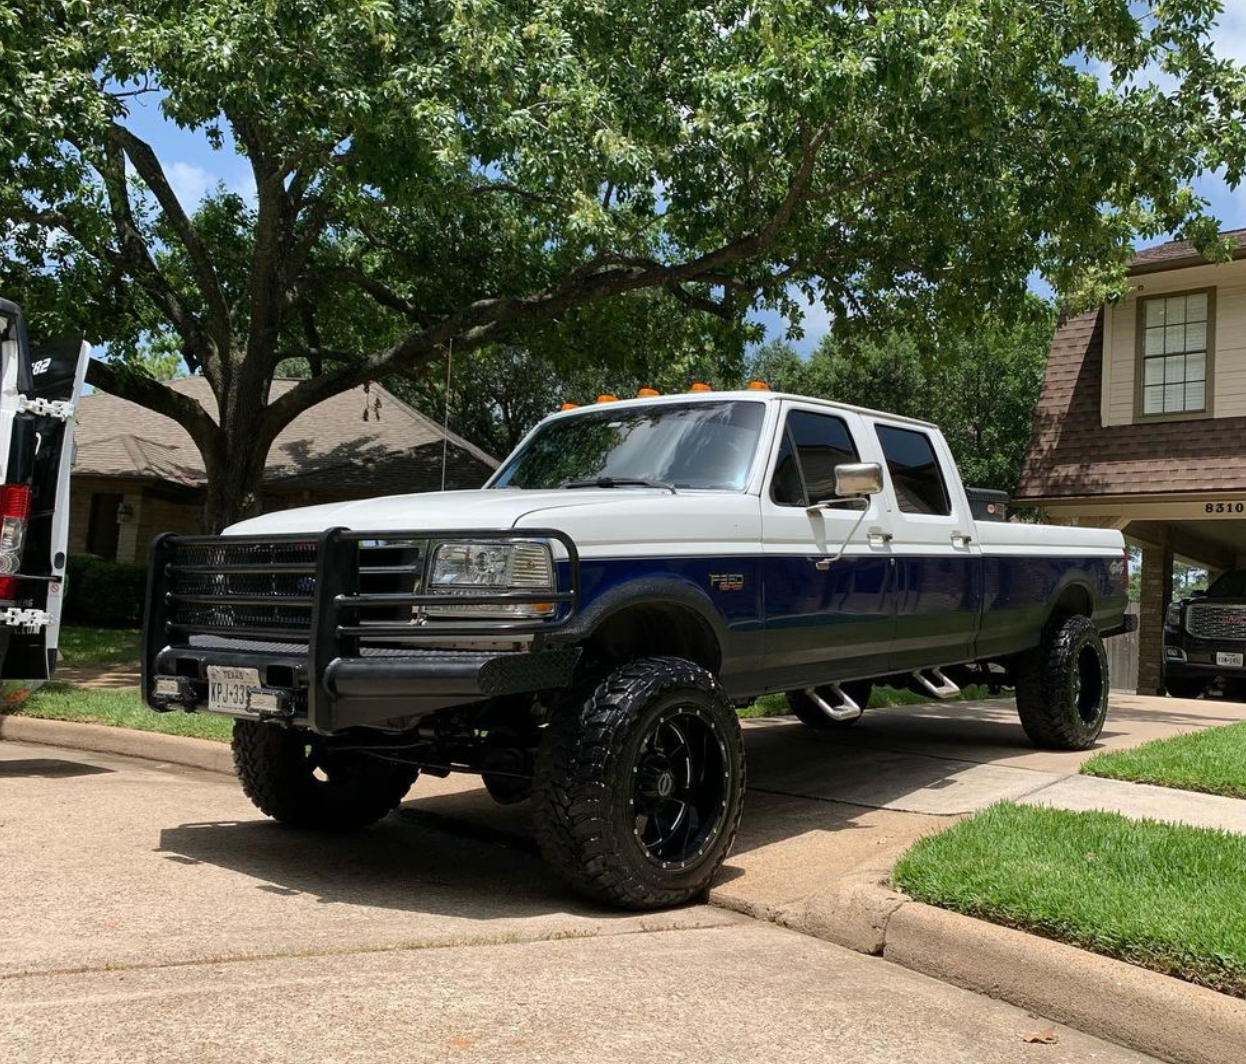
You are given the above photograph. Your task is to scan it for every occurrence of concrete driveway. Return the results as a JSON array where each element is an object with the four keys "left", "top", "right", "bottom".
[{"left": 5, "top": 690, "right": 1234, "bottom": 1063}]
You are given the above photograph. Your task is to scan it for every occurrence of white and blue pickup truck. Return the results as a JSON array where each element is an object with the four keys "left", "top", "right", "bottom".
[{"left": 143, "top": 389, "right": 1131, "bottom": 908}]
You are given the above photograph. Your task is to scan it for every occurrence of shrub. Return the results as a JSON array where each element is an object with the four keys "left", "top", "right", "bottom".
[{"left": 64, "top": 555, "right": 148, "bottom": 626}]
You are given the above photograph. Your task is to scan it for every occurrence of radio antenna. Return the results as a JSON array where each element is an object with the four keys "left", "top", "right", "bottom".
[{"left": 439, "top": 338, "right": 453, "bottom": 492}]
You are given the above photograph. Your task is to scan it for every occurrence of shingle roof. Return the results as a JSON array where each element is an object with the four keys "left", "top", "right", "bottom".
[
  {"left": 72, "top": 377, "right": 497, "bottom": 493},
  {"left": 1128, "top": 229, "right": 1246, "bottom": 274},
  {"left": 1016, "top": 309, "right": 1246, "bottom": 501}
]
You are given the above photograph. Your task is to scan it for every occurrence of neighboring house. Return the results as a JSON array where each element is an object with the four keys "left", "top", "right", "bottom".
[
  {"left": 71, "top": 377, "right": 497, "bottom": 564},
  {"left": 1018, "top": 229, "right": 1246, "bottom": 694}
]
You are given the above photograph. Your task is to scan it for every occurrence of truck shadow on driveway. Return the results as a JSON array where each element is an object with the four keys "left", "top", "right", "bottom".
[{"left": 156, "top": 695, "right": 1246, "bottom": 918}]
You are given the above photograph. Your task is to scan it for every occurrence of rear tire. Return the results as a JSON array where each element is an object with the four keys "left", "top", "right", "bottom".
[
  {"left": 1014, "top": 614, "right": 1109, "bottom": 750},
  {"left": 1164, "top": 677, "right": 1205, "bottom": 700},
  {"left": 786, "top": 681, "right": 873, "bottom": 728},
  {"left": 532, "top": 656, "right": 745, "bottom": 910},
  {"left": 232, "top": 721, "right": 418, "bottom": 830}
]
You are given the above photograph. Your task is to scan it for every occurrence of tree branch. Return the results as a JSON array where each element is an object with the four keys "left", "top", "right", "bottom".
[
  {"left": 81, "top": 132, "right": 213, "bottom": 360},
  {"left": 109, "top": 123, "right": 231, "bottom": 351},
  {"left": 264, "top": 120, "right": 839, "bottom": 438},
  {"left": 85, "top": 358, "right": 218, "bottom": 453}
]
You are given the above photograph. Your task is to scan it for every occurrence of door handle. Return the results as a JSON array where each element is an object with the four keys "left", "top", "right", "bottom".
[
  {"left": 867, "top": 527, "right": 894, "bottom": 547},
  {"left": 951, "top": 531, "right": 973, "bottom": 548}
]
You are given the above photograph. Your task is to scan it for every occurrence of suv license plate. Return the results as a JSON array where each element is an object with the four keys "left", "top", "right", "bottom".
[
  {"left": 1216, "top": 652, "right": 1244, "bottom": 668},
  {"left": 207, "top": 666, "right": 262, "bottom": 714}
]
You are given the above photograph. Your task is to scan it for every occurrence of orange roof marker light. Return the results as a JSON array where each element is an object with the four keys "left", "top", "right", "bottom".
[
  {"left": 689, "top": 382, "right": 712, "bottom": 392},
  {"left": 747, "top": 380, "right": 771, "bottom": 391},
  {"left": 559, "top": 402, "right": 580, "bottom": 411},
  {"left": 596, "top": 394, "right": 620, "bottom": 403},
  {"left": 637, "top": 387, "right": 660, "bottom": 398}
]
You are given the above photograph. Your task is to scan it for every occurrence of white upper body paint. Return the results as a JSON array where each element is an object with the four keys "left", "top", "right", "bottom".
[{"left": 227, "top": 390, "right": 1125, "bottom": 560}]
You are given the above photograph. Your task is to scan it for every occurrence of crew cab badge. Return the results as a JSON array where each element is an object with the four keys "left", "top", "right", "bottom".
[{"left": 709, "top": 573, "right": 744, "bottom": 592}]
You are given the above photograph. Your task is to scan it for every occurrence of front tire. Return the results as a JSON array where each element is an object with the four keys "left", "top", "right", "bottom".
[
  {"left": 532, "top": 657, "right": 745, "bottom": 910},
  {"left": 786, "top": 681, "right": 873, "bottom": 728},
  {"left": 232, "top": 721, "right": 418, "bottom": 830},
  {"left": 1014, "top": 614, "right": 1109, "bottom": 750}
]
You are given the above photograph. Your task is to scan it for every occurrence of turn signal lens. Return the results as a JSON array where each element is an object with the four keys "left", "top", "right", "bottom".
[
  {"left": 596, "top": 394, "right": 620, "bottom": 403},
  {"left": 747, "top": 380, "right": 771, "bottom": 391},
  {"left": 559, "top": 402, "right": 579, "bottom": 411},
  {"left": 689, "top": 382, "right": 712, "bottom": 392},
  {"left": 637, "top": 387, "right": 660, "bottom": 397}
]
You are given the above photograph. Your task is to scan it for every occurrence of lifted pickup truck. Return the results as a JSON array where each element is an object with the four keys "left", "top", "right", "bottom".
[
  {"left": 1164, "top": 569, "right": 1246, "bottom": 699},
  {"left": 143, "top": 389, "right": 1129, "bottom": 908}
]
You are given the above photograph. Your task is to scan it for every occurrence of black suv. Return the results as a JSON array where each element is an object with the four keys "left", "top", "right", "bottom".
[{"left": 1164, "top": 569, "right": 1246, "bottom": 698}]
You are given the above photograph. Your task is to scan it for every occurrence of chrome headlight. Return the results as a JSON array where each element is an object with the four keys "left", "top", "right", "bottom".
[
  {"left": 1165, "top": 602, "right": 1183, "bottom": 630},
  {"left": 424, "top": 539, "right": 556, "bottom": 618}
]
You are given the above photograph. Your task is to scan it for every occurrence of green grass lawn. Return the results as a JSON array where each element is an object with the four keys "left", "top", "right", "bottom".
[
  {"left": 893, "top": 801, "right": 1246, "bottom": 997},
  {"left": 3, "top": 682, "right": 233, "bottom": 742},
  {"left": 57, "top": 626, "right": 141, "bottom": 667},
  {"left": 738, "top": 683, "right": 1004, "bottom": 719},
  {"left": 1082, "top": 721, "right": 1246, "bottom": 800}
]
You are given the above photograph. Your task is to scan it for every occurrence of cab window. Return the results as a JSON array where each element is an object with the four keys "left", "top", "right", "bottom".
[
  {"left": 875, "top": 425, "right": 950, "bottom": 516},
  {"left": 770, "top": 410, "right": 859, "bottom": 507}
]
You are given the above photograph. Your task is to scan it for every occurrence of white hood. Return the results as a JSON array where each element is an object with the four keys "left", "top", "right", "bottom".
[
  {"left": 224, "top": 487, "right": 763, "bottom": 559},
  {"left": 226, "top": 488, "right": 667, "bottom": 536}
]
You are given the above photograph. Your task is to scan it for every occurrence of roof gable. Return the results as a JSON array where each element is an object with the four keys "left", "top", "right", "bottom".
[{"left": 72, "top": 378, "right": 497, "bottom": 493}]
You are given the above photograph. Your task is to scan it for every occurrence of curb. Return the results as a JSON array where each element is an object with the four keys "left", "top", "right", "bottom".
[
  {"left": 0, "top": 715, "right": 233, "bottom": 775},
  {"left": 786, "top": 872, "right": 1246, "bottom": 1064}
]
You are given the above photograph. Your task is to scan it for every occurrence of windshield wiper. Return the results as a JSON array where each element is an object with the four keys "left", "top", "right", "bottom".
[{"left": 561, "top": 476, "right": 678, "bottom": 495}]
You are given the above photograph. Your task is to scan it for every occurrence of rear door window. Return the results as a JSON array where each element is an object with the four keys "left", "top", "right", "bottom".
[
  {"left": 875, "top": 425, "right": 950, "bottom": 516},
  {"left": 770, "top": 409, "right": 859, "bottom": 507}
]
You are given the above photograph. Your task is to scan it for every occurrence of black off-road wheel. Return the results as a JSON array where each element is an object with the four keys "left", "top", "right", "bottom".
[
  {"left": 786, "top": 681, "right": 873, "bottom": 728},
  {"left": 532, "top": 656, "right": 745, "bottom": 910},
  {"left": 1164, "top": 677, "right": 1205, "bottom": 700},
  {"left": 232, "top": 721, "right": 418, "bottom": 830},
  {"left": 1014, "top": 614, "right": 1109, "bottom": 750}
]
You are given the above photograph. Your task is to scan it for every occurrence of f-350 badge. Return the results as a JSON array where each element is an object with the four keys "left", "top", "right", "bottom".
[{"left": 709, "top": 573, "right": 744, "bottom": 592}]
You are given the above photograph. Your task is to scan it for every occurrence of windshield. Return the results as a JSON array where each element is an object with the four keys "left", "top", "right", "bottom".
[
  {"left": 491, "top": 400, "right": 766, "bottom": 491},
  {"left": 1207, "top": 570, "right": 1246, "bottom": 598}
]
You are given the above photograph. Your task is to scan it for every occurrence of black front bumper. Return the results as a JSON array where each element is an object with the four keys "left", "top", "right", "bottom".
[
  {"left": 143, "top": 527, "right": 582, "bottom": 733},
  {"left": 149, "top": 641, "right": 582, "bottom": 731}
]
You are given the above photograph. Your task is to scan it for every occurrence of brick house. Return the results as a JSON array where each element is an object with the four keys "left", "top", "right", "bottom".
[
  {"left": 70, "top": 377, "right": 497, "bottom": 563},
  {"left": 1017, "top": 230, "right": 1246, "bottom": 694}
]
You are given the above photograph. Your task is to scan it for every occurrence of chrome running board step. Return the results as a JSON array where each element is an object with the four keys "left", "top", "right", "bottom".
[
  {"left": 804, "top": 683, "right": 863, "bottom": 722},
  {"left": 911, "top": 667, "right": 960, "bottom": 700}
]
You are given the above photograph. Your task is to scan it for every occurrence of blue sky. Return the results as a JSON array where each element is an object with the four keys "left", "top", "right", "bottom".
[{"left": 118, "top": 8, "right": 1246, "bottom": 357}]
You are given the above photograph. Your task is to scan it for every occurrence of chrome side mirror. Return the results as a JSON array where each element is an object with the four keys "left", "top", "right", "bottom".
[
  {"left": 834, "top": 462, "right": 884, "bottom": 497},
  {"left": 807, "top": 462, "right": 885, "bottom": 512}
]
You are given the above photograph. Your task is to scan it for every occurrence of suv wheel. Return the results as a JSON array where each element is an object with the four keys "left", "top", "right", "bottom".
[
  {"left": 532, "top": 656, "right": 745, "bottom": 909},
  {"left": 1164, "top": 677, "right": 1205, "bottom": 700},
  {"left": 232, "top": 721, "right": 418, "bottom": 830},
  {"left": 786, "top": 681, "right": 873, "bottom": 727},
  {"left": 1014, "top": 614, "right": 1109, "bottom": 750}
]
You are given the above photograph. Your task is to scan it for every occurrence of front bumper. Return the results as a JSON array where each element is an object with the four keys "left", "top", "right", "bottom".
[
  {"left": 149, "top": 642, "right": 582, "bottom": 730},
  {"left": 143, "top": 527, "right": 582, "bottom": 733}
]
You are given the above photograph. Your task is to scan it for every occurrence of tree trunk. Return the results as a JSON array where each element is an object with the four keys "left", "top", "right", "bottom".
[{"left": 201, "top": 429, "right": 269, "bottom": 533}]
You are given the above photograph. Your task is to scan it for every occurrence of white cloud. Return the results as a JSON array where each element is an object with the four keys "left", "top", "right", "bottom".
[{"left": 166, "top": 161, "right": 215, "bottom": 209}]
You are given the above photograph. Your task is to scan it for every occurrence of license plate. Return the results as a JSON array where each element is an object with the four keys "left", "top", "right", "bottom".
[
  {"left": 1216, "top": 652, "right": 1244, "bottom": 668},
  {"left": 207, "top": 666, "right": 262, "bottom": 714}
]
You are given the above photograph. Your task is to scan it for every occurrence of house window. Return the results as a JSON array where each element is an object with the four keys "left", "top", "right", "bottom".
[{"left": 1139, "top": 291, "right": 1211, "bottom": 417}]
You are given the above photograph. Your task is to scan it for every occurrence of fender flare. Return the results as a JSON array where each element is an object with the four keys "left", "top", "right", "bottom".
[{"left": 556, "top": 574, "right": 729, "bottom": 668}]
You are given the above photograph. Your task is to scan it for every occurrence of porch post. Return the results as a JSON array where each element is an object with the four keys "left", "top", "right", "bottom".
[{"left": 1136, "top": 542, "right": 1174, "bottom": 696}]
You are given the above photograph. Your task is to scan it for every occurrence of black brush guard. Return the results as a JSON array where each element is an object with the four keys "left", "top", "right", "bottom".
[{"left": 142, "top": 526, "right": 581, "bottom": 734}]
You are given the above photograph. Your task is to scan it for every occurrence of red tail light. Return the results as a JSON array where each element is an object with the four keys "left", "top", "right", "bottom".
[{"left": 0, "top": 484, "right": 32, "bottom": 601}]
